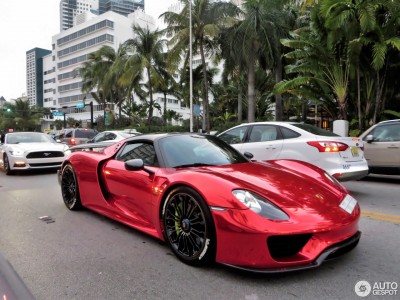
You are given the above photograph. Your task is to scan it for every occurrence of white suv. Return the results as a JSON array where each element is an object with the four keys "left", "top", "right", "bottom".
[{"left": 218, "top": 122, "right": 369, "bottom": 181}]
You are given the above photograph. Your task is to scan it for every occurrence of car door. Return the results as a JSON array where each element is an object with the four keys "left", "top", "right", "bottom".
[
  {"left": 364, "top": 123, "right": 400, "bottom": 167},
  {"left": 102, "top": 141, "right": 158, "bottom": 230},
  {"left": 240, "top": 125, "right": 284, "bottom": 160}
]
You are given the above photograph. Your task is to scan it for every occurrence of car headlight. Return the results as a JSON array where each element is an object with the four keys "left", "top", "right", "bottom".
[
  {"left": 8, "top": 149, "right": 24, "bottom": 156},
  {"left": 232, "top": 190, "right": 289, "bottom": 220}
]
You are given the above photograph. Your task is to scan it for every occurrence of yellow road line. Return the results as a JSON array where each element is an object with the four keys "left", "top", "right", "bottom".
[{"left": 361, "top": 209, "right": 400, "bottom": 224}]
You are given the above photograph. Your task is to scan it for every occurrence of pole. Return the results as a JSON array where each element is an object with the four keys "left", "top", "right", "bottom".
[
  {"left": 90, "top": 101, "right": 94, "bottom": 129},
  {"left": 189, "top": 0, "right": 193, "bottom": 133},
  {"left": 63, "top": 112, "right": 66, "bottom": 129}
]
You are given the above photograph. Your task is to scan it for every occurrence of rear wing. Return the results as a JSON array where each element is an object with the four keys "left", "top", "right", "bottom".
[{"left": 68, "top": 142, "right": 116, "bottom": 152}]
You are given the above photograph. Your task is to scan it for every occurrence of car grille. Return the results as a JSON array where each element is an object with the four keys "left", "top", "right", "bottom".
[
  {"left": 26, "top": 151, "right": 64, "bottom": 159},
  {"left": 267, "top": 234, "right": 312, "bottom": 259},
  {"left": 29, "top": 162, "right": 62, "bottom": 167},
  {"left": 326, "top": 232, "right": 360, "bottom": 260}
]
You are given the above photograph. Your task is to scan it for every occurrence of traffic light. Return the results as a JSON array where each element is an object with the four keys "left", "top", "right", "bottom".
[{"left": 2, "top": 107, "right": 12, "bottom": 112}]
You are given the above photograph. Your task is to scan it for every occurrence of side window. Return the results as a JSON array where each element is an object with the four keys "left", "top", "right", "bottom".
[
  {"left": 116, "top": 142, "right": 158, "bottom": 167},
  {"left": 94, "top": 133, "right": 105, "bottom": 142},
  {"left": 219, "top": 126, "right": 248, "bottom": 144},
  {"left": 65, "top": 131, "right": 72, "bottom": 138},
  {"left": 371, "top": 124, "right": 400, "bottom": 142},
  {"left": 280, "top": 127, "right": 301, "bottom": 139},
  {"left": 104, "top": 133, "right": 116, "bottom": 141},
  {"left": 250, "top": 125, "right": 278, "bottom": 142}
]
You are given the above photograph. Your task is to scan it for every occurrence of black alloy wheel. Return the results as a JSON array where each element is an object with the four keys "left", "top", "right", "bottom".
[
  {"left": 162, "top": 186, "right": 216, "bottom": 266},
  {"left": 3, "top": 154, "right": 13, "bottom": 175},
  {"left": 61, "top": 164, "right": 82, "bottom": 210}
]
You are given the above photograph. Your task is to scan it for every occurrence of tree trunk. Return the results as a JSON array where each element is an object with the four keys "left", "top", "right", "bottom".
[
  {"left": 199, "top": 41, "right": 209, "bottom": 133},
  {"left": 163, "top": 92, "right": 167, "bottom": 124},
  {"left": 274, "top": 57, "right": 283, "bottom": 121},
  {"left": 247, "top": 48, "right": 256, "bottom": 123},
  {"left": 147, "top": 67, "right": 154, "bottom": 124},
  {"left": 357, "top": 65, "right": 362, "bottom": 131},
  {"left": 238, "top": 83, "right": 243, "bottom": 123}
]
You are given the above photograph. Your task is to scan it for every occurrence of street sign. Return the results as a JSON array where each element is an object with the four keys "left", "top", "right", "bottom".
[
  {"left": 105, "top": 111, "right": 110, "bottom": 126},
  {"left": 52, "top": 112, "right": 64, "bottom": 116},
  {"left": 76, "top": 102, "right": 85, "bottom": 108}
]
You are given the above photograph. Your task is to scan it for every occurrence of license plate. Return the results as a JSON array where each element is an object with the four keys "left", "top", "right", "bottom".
[
  {"left": 340, "top": 194, "right": 357, "bottom": 214},
  {"left": 350, "top": 146, "right": 359, "bottom": 157}
]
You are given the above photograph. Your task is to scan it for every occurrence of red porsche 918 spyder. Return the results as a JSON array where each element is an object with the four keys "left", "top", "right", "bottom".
[{"left": 58, "top": 133, "right": 361, "bottom": 272}]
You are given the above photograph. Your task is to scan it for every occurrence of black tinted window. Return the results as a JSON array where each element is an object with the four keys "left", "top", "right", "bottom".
[
  {"left": 292, "top": 123, "right": 338, "bottom": 136},
  {"left": 74, "top": 129, "right": 97, "bottom": 138},
  {"left": 280, "top": 127, "right": 301, "bottom": 139},
  {"left": 116, "top": 142, "right": 158, "bottom": 166}
]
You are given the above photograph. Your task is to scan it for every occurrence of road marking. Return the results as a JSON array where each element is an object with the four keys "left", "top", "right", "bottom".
[{"left": 361, "top": 209, "right": 400, "bottom": 224}]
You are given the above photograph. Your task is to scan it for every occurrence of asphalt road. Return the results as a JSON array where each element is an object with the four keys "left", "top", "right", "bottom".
[{"left": 0, "top": 170, "right": 399, "bottom": 300}]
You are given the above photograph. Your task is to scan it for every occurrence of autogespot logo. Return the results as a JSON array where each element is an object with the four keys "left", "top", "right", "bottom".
[
  {"left": 355, "top": 281, "right": 372, "bottom": 297},
  {"left": 355, "top": 280, "right": 398, "bottom": 297}
]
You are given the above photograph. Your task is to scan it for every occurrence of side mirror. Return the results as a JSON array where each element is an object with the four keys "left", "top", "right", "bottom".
[
  {"left": 243, "top": 152, "right": 254, "bottom": 159},
  {"left": 366, "top": 134, "right": 374, "bottom": 143},
  {"left": 124, "top": 159, "right": 154, "bottom": 175}
]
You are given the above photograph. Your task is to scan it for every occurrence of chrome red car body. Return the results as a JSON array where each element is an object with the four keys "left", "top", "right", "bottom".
[{"left": 59, "top": 133, "right": 360, "bottom": 272}]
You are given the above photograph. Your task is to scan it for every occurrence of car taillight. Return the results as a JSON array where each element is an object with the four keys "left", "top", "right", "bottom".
[
  {"left": 71, "top": 138, "right": 76, "bottom": 145},
  {"left": 307, "top": 141, "right": 349, "bottom": 152}
]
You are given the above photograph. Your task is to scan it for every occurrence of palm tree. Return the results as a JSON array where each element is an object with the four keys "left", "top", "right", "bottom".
[
  {"left": 0, "top": 99, "right": 44, "bottom": 131},
  {"left": 78, "top": 44, "right": 133, "bottom": 121},
  {"left": 162, "top": 0, "right": 240, "bottom": 132},
  {"left": 123, "top": 25, "right": 166, "bottom": 125},
  {"left": 222, "top": 0, "right": 292, "bottom": 122}
]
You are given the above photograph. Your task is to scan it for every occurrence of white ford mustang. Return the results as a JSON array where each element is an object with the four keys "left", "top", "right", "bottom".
[{"left": 0, "top": 132, "right": 70, "bottom": 175}]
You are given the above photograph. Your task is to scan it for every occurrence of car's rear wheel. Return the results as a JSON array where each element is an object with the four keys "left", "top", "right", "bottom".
[
  {"left": 3, "top": 154, "right": 13, "bottom": 175},
  {"left": 162, "top": 186, "right": 216, "bottom": 266},
  {"left": 61, "top": 164, "right": 82, "bottom": 210}
]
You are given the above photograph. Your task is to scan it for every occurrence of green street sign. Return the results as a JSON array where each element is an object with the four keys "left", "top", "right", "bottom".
[{"left": 105, "top": 111, "right": 110, "bottom": 126}]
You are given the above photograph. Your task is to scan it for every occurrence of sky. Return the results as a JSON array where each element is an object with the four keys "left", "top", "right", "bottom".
[{"left": 0, "top": 0, "right": 173, "bottom": 101}]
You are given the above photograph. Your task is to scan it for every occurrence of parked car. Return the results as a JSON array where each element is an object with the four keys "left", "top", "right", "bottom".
[
  {"left": 218, "top": 122, "right": 369, "bottom": 181},
  {"left": 359, "top": 119, "right": 400, "bottom": 175},
  {"left": 0, "top": 132, "right": 70, "bottom": 175},
  {"left": 87, "top": 130, "right": 141, "bottom": 145},
  {"left": 57, "top": 128, "right": 97, "bottom": 146},
  {"left": 59, "top": 133, "right": 360, "bottom": 272}
]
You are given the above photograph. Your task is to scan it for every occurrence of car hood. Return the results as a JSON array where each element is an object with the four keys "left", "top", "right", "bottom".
[
  {"left": 186, "top": 161, "right": 354, "bottom": 224},
  {"left": 7, "top": 143, "right": 68, "bottom": 152}
]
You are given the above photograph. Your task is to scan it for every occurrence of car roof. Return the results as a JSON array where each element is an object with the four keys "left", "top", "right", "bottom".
[
  {"left": 377, "top": 119, "right": 400, "bottom": 124},
  {"left": 124, "top": 132, "right": 210, "bottom": 142}
]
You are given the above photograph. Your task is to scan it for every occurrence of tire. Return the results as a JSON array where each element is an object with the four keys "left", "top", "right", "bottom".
[
  {"left": 60, "top": 164, "right": 82, "bottom": 210},
  {"left": 162, "top": 186, "right": 216, "bottom": 266},
  {"left": 3, "top": 154, "right": 13, "bottom": 175}
]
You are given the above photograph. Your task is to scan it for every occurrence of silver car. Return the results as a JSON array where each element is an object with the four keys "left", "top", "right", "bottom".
[{"left": 359, "top": 119, "right": 400, "bottom": 175}]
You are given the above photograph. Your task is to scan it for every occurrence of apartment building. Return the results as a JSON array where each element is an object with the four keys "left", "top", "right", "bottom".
[{"left": 26, "top": 48, "right": 52, "bottom": 107}]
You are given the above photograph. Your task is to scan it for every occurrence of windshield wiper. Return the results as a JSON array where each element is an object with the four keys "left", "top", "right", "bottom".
[{"left": 173, "top": 163, "right": 214, "bottom": 168}]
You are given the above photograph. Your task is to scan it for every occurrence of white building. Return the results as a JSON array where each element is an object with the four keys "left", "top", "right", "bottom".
[{"left": 41, "top": 9, "right": 189, "bottom": 128}]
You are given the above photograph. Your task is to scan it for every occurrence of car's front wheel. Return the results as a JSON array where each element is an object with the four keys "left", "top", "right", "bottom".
[
  {"left": 3, "top": 154, "right": 13, "bottom": 175},
  {"left": 162, "top": 186, "right": 216, "bottom": 266},
  {"left": 61, "top": 164, "right": 82, "bottom": 210}
]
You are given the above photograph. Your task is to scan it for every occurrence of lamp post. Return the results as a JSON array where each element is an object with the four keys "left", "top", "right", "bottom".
[{"left": 189, "top": 0, "right": 193, "bottom": 132}]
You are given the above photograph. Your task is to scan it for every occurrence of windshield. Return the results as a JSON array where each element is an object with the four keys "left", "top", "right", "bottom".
[
  {"left": 6, "top": 133, "right": 56, "bottom": 144},
  {"left": 292, "top": 123, "right": 339, "bottom": 136},
  {"left": 159, "top": 135, "right": 248, "bottom": 168}
]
